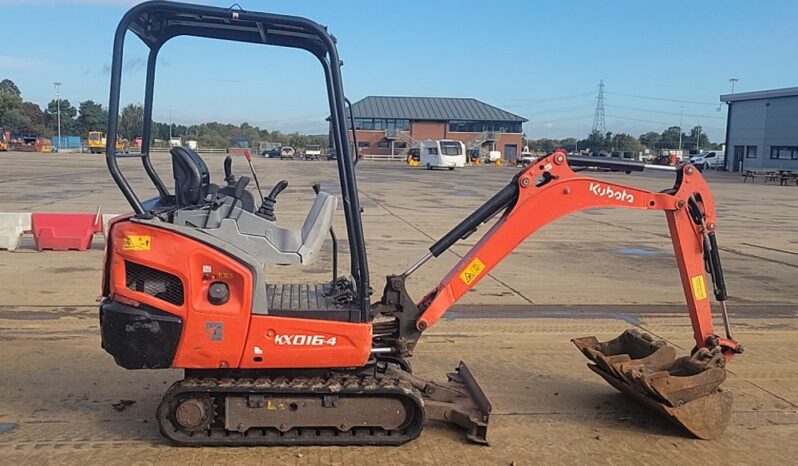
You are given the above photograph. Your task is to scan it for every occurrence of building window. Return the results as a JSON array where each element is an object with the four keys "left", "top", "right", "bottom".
[
  {"left": 770, "top": 146, "right": 798, "bottom": 160},
  {"left": 448, "top": 120, "right": 522, "bottom": 133},
  {"left": 358, "top": 141, "right": 370, "bottom": 148},
  {"left": 377, "top": 140, "right": 390, "bottom": 149},
  {"left": 746, "top": 146, "right": 757, "bottom": 158},
  {"left": 353, "top": 118, "right": 410, "bottom": 131},
  {"left": 394, "top": 142, "right": 407, "bottom": 149}
]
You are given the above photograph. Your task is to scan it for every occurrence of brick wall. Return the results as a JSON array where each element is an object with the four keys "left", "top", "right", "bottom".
[{"left": 352, "top": 121, "right": 524, "bottom": 160}]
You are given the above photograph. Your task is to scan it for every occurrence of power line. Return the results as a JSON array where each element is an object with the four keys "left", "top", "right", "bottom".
[
  {"left": 508, "top": 90, "right": 596, "bottom": 104},
  {"left": 604, "top": 114, "right": 724, "bottom": 131},
  {"left": 606, "top": 103, "right": 724, "bottom": 119},
  {"left": 604, "top": 91, "right": 718, "bottom": 106},
  {"left": 592, "top": 80, "right": 606, "bottom": 133}
]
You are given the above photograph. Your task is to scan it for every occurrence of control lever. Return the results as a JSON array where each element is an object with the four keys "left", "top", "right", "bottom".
[
  {"left": 226, "top": 176, "right": 250, "bottom": 219},
  {"left": 243, "top": 149, "right": 265, "bottom": 201},
  {"left": 223, "top": 156, "right": 235, "bottom": 186},
  {"left": 256, "top": 180, "right": 288, "bottom": 222}
]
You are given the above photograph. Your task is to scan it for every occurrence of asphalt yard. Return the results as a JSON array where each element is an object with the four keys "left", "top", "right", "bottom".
[{"left": 0, "top": 151, "right": 796, "bottom": 464}]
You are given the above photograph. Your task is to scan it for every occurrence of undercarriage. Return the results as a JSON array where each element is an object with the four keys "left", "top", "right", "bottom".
[{"left": 157, "top": 362, "right": 490, "bottom": 446}]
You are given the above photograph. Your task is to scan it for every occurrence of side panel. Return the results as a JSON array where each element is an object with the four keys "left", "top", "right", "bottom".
[
  {"left": 109, "top": 221, "right": 252, "bottom": 369},
  {"left": 241, "top": 316, "right": 372, "bottom": 369}
]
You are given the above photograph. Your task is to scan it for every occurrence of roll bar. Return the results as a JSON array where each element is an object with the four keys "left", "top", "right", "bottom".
[{"left": 105, "top": 0, "right": 370, "bottom": 319}]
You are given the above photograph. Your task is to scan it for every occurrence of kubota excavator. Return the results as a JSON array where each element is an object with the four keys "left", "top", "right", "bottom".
[{"left": 99, "top": 1, "right": 742, "bottom": 446}]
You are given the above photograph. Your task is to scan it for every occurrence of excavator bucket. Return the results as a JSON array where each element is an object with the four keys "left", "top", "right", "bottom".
[{"left": 572, "top": 329, "right": 731, "bottom": 439}]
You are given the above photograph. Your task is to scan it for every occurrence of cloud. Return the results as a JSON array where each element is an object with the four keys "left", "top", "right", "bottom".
[{"left": 0, "top": 55, "right": 52, "bottom": 71}]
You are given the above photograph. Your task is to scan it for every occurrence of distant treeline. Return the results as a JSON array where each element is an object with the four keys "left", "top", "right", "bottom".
[
  {"left": 525, "top": 128, "right": 721, "bottom": 154},
  {"left": 0, "top": 79, "right": 326, "bottom": 149}
]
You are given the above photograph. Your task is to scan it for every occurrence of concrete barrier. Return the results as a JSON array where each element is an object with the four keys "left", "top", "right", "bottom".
[{"left": 0, "top": 213, "right": 31, "bottom": 251}]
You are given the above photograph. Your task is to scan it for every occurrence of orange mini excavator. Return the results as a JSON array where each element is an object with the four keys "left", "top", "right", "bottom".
[{"left": 99, "top": 1, "right": 742, "bottom": 446}]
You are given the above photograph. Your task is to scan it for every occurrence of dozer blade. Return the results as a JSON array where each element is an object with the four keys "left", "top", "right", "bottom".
[
  {"left": 572, "top": 329, "right": 731, "bottom": 439},
  {"left": 386, "top": 361, "right": 492, "bottom": 444}
]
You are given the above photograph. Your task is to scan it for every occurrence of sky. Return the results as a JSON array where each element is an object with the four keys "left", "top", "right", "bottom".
[{"left": 2, "top": 0, "right": 797, "bottom": 142}]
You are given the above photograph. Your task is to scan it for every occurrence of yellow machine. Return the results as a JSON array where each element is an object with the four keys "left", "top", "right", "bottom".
[
  {"left": 87, "top": 131, "right": 104, "bottom": 153},
  {"left": 0, "top": 130, "right": 9, "bottom": 152},
  {"left": 88, "top": 131, "right": 129, "bottom": 154},
  {"left": 40, "top": 140, "right": 54, "bottom": 153}
]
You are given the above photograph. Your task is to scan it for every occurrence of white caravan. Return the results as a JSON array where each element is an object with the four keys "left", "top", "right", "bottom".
[{"left": 419, "top": 139, "right": 466, "bottom": 170}]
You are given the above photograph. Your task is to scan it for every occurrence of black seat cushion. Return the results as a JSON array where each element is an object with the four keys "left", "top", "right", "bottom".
[{"left": 171, "top": 147, "right": 210, "bottom": 207}]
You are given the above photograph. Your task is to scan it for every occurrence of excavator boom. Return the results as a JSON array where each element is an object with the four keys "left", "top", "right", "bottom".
[{"left": 389, "top": 151, "right": 741, "bottom": 439}]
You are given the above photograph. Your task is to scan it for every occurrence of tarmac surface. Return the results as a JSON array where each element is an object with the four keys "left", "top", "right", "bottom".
[{"left": 0, "top": 151, "right": 797, "bottom": 465}]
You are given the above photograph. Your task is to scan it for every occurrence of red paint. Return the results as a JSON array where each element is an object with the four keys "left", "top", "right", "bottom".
[
  {"left": 417, "top": 151, "right": 740, "bottom": 359},
  {"left": 31, "top": 213, "right": 102, "bottom": 251}
]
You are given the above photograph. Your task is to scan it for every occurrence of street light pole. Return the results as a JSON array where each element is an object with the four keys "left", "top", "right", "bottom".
[
  {"left": 678, "top": 106, "right": 684, "bottom": 152},
  {"left": 729, "top": 77, "right": 739, "bottom": 94},
  {"left": 54, "top": 81, "right": 62, "bottom": 152},
  {"left": 695, "top": 125, "right": 701, "bottom": 151}
]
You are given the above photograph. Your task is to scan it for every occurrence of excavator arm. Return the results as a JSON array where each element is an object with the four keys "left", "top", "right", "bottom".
[
  {"left": 415, "top": 151, "right": 740, "bottom": 357},
  {"left": 381, "top": 151, "right": 742, "bottom": 440}
]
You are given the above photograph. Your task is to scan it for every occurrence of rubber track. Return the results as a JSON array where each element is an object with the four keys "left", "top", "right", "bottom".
[{"left": 157, "top": 371, "right": 427, "bottom": 446}]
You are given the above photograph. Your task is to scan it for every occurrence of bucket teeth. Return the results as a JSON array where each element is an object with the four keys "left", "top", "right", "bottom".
[{"left": 572, "top": 329, "right": 731, "bottom": 439}]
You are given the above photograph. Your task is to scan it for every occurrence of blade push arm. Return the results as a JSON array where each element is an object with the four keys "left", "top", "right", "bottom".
[{"left": 415, "top": 152, "right": 741, "bottom": 358}]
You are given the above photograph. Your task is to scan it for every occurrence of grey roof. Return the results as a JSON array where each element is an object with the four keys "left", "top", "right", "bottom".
[
  {"left": 349, "top": 96, "right": 527, "bottom": 122},
  {"left": 720, "top": 86, "right": 798, "bottom": 103}
]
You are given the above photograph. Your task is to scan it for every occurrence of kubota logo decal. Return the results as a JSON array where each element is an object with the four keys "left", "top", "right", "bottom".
[
  {"left": 274, "top": 334, "right": 337, "bottom": 346},
  {"left": 589, "top": 182, "right": 635, "bottom": 204}
]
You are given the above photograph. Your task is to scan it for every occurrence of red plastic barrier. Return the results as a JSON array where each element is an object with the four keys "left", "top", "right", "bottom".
[{"left": 31, "top": 213, "right": 102, "bottom": 251}]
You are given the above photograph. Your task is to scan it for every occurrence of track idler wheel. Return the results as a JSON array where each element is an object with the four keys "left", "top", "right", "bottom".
[
  {"left": 172, "top": 396, "right": 213, "bottom": 432},
  {"left": 572, "top": 329, "right": 731, "bottom": 439}
]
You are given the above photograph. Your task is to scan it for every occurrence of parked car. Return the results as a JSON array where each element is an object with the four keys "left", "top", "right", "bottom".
[
  {"left": 327, "top": 147, "right": 337, "bottom": 160},
  {"left": 280, "top": 146, "right": 295, "bottom": 159},
  {"left": 304, "top": 144, "right": 322, "bottom": 160},
  {"left": 261, "top": 147, "right": 281, "bottom": 158},
  {"left": 689, "top": 150, "right": 726, "bottom": 171}
]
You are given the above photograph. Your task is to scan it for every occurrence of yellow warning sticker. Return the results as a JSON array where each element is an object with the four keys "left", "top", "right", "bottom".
[
  {"left": 691, "top": 274, "right": 707, "bottom": 301},
  {"left": 123, "top": 235, "right": 151, "bottom": 251},
  {"left": 459, "top": 257, "right": 486, "bottom": 285}
]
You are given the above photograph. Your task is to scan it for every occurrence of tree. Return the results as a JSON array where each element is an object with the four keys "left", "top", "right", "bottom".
[
  {"left": 559, "top": 137, "right": 578, "bottom": 152},
  {"left": 578, "top": 130, "right": 608, "bottom": 153},
  {"left": 76, "top": 100, "right": 108, "bottom": 135},
  {"left": 0, "top": 78, "right": 24, "bottom": 129},
  {"left": 118, "top": 103, "right": 144, "bottom": 140},
  {"left": 0, "top": 92, "right": 25, "bottom": 129},
  {"left": 45, "top": 99, "right": 78, "bottom": 135},
  {"left": 0, "top": 79, "right": 21, "bottom": 97},
  {"left": 18, "top": 102, "right": 45, "bottom": 135},
  {"left": 684, "top": 125, "right": 712, "bottom": 150},
  {"left": 609, "top": 133, "right": 643, "bottom": 151},
  {"left": 638, "top": 131, "right": 660, "bottom": 149},
  {"left": 657, "top": 126, "right": 683, "bottom": 149}
]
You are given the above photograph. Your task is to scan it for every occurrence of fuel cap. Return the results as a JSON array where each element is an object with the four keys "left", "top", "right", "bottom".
[{"left": 208, "top": 282, "right": 230, "bottom": 305}]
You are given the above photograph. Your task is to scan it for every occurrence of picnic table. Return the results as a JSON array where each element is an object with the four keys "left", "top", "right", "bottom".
[
  {"left": 742, "top": 170, "right": 798, "bottom": 185},
  {"left": 779, "top": 171, "right": 798, "bottom": 186}
]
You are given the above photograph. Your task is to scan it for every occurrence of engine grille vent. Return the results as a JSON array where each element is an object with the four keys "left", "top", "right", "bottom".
[{"left": 125, "top": 261, "right": 184, "bottom": 306}]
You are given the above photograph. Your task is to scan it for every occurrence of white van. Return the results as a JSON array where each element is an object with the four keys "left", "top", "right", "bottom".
[
  {"left": 420, "top": 139, "right": 466, "bottom": 170},
  {"left": 689, "top": 150, "right": 725, "bottom": 171}
]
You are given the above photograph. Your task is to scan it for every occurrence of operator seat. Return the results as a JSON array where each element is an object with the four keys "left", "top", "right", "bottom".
[
  {"left": 171, "top": 147, "right": 210, "bottom": 208},
  {"left": 170, "top": 147, "right": 255, "bottom": 212}
]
